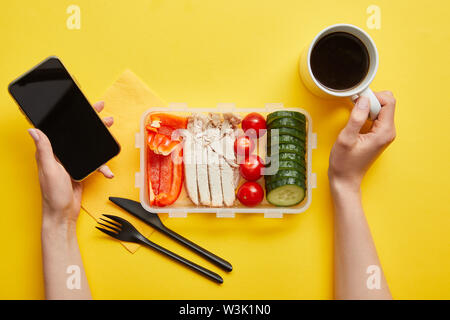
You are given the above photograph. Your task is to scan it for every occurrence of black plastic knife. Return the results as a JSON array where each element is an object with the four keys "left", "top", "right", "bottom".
[{"left": 109, "top": 197, "right": 233, "bottom": 272}]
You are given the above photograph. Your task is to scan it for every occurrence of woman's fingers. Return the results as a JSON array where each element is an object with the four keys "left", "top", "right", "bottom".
[
  {"left": 94, "top": 101, "right": 113, "bottom": 127},
  {"left": 372, "top": 91, "right": 396, "bottom": 143},
  {"left": 94, "top": 101, "right": 114, "bottom": 178},
  {"left": 98, "top": 165, "right": 114, "bottom": 178},
  {"left": 103, "top": 116, "right": 114, "bottom": 127},
  {"left": 340, "top": 97, "right": 370, "bottom": 144},
  {"left": 28, "top": 128, "right": 56, "bottom": 171},
  {"left": 374, "top": 91, "right": 396, "bottom": 126},
  {"left": 93, "top": 101, "right": 105, "bottom": 113}
]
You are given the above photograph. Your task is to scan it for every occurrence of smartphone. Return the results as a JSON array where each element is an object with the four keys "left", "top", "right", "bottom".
[{"left": 8, "top": 56, "right": 120, "bottom": 181}]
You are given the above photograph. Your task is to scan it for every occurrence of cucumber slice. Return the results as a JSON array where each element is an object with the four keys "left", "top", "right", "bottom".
[
  {"left": 266, "top": 158, "right": 306, "bottom": 176},
  {"left": 266, "top": 177, "right": 306, "bottom": 192},
  {"left": 268, "top": 134, "right": 305, "bottom": 146},
  {"left": 267, "top": 143, "right": 306, "bottom": 156},
  {"left": 268, "top": 118, "right": 306, "bottom": 131},
  {"left": 268, "top": 127, "right": 306, "bottom": 140},
  {"left": 266, "top": 179, "right": 306, "bottom": 206},
  {"left": 271, "top": 160, "right": 306, "bottom": 172},
  {"left": 268, "top": 153, "right": 306, "bottom": 168},
  {"left": 267, "top": 111, "right": 306, "bottom": 125},
  {"left": 265, "top": 169, "right": 306, "bottom": 183},
  {"left": 267, "top": 161, "right": 306, "bottom": 176}
]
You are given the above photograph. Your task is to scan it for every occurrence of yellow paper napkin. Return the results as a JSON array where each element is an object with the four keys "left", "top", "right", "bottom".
[{"left": 81, "top": 70, "right": 167, "bottom": 253}]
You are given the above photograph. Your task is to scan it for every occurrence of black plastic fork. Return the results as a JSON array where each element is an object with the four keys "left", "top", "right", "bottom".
[{"left": 96, "top": 214, "right": 223, "bottom": 284}]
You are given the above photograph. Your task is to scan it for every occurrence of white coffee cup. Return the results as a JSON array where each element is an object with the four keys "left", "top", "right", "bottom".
[{"left": 300, "top": 24, "right": 381, "bottom": 120}]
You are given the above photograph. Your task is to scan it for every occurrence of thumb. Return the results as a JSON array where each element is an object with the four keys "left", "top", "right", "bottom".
[
  {"left": 27, "top": 128, "right": 55, "bottom": 169},
  {"left": 341, "top": 96, "right": 370, "bottom": 141}
]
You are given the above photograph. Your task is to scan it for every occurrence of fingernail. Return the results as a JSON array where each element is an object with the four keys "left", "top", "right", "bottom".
[
  {"left": 27, "top": 128, "right": 39, "bottom": 142},
  {"left": 104, "top": 166, "right": 114, "bottom": 178},
  {"left": 104, "top": 116, "right": 114, "bottom": 123},
  {"left": 357, "top": 97, "right": 369, "bottom": 110}
]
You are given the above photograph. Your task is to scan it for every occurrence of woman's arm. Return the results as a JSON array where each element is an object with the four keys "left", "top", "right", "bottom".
[
  {"left": 329, "top": 92, "right": 396, "bottom": 300},
  {"left": 331, "top": 181, "right": 392, "bottom": 299},
  {"left": 41, "top": 214, "right": 91, "bottom": 300},
  {"left": 28, "top": 101, "right": 114, "bottom": 300}
]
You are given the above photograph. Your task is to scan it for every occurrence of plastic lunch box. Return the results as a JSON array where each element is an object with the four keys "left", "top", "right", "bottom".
[{"left": 135, "top": 103, "right": 317, "bottom": 218}]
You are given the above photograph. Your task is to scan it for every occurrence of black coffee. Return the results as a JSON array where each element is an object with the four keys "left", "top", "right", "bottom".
[{"left": 310, "top": 32, "right": 369, "bottom": 90}]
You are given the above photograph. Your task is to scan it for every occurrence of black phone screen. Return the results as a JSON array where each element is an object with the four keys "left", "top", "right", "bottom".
[{"left": 8, "top": 57, "right": 120, "bottom": 180}]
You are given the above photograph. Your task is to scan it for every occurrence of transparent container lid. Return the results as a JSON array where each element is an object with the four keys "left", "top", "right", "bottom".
[{"left": 135, "top": 103, "right": 317, "bottom": 218}]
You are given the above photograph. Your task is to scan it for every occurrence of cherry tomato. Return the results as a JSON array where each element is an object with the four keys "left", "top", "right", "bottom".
[
  {"left": 239, "top": 155, "right": 264, "bottom": 181},
  {"left": 242, "top": 112, "right": 266, "bottom": 138},
  {"left": 234, "top": 136, "right": 255, "bottom": 158},
  {"left": 237, "top": 182, "right": 264, "bottom": 207}
]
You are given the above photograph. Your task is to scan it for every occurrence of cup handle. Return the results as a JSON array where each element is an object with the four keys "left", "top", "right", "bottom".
[{"left": 352, "top": 87, "right": 381, "bottom": 120}]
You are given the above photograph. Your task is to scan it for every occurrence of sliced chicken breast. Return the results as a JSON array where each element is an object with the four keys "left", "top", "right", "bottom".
[
  {"left": 182, "top": 117, "right": 199, "bottom": 205},
  {"left": 219, "top": 114, "right": 242, "bottom": 207},
  {"left": 219, "top": 154, "right": 235, "bottom": 206},
  {"left": 206, "top": 113, "right": 224, "bottom": 207},
  {"left": 193, "top": 114, "right": 211, "bottom": 206},
  {"left": 183, "top": 112, "right": 241, "bottom": 208}
]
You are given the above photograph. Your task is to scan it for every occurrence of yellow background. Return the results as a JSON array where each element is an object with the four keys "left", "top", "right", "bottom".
[{"left": 0, "top": 0, "right": 449, "bottom": 299}]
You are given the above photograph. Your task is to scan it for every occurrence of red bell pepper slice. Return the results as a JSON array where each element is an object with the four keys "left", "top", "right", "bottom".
[
  {"left": 146, "top": 125, "right": 184, "bottom": 155},
  {"left": 148, "top": 113, "right": 188, "bottom": 131},
  {"left": 156, "top": 145, "right": 184, "bottom": 207},
  {"left": 149, "top": 133, "right": 166, "bottom": 151},
  {"left": 146, "top": 113, "right": 187, "bottom": 207},
  {"left": 156, "top": 125, "right": 176, "bottom": 137},
  {"left": 147, "top": 149, "right": 161, "bottom": 205},
  {"left": 147, "top": 133, "right": 180, "bottom": 155},
  {"left": 157, "top": 138, "right": 180, "bottom": 156},
  {"left": 158, "top": 152, "right": 173, "bottom": 198}
]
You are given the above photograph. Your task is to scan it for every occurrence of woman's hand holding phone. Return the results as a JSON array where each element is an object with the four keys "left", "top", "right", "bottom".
[
  {"left": 30, "top": 101, "right": 114, "bottom": 299},
  {"left": 28, "top": 101, "right": 114, "bottom": 230}
]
